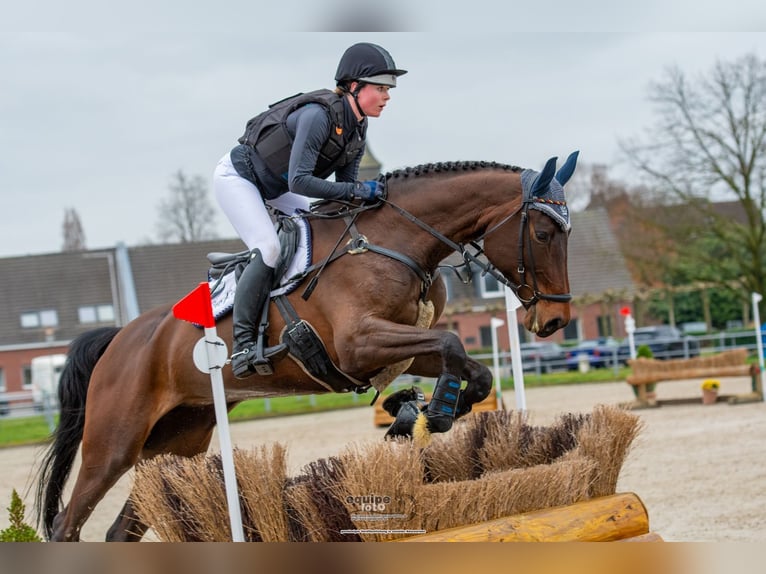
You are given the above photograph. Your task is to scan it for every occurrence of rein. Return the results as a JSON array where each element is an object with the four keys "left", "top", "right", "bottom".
[
  {"left": 296, "top": 189, "right": 572, "bottom": 306},
  {"left": 381, "top": 197, "right": 572, "bottom": 306}
]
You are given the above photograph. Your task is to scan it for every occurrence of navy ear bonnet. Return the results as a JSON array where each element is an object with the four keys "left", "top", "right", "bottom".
[{"left": 520, "top": 151, "right": 579, "bottom": 232}]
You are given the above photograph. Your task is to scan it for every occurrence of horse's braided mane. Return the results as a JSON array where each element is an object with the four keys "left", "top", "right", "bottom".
[
  {"left": 307, "top": 161, "right": 524, "bottom": 217},
  {"left": 384, "top": 161, "right": 523, "bottom": 180}
]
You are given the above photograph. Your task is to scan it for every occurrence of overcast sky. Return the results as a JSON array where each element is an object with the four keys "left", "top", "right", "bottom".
[{"left": 2, "top": 2, "right": 765, "bottom": 258}]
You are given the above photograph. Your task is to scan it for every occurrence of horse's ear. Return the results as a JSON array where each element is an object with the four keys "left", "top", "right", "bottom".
[
  {"left": 555, "top": 150, "right": 580, "bottom": 187},
  {"left": 531, "top": 156, "right": 558, "bottom": 196}
]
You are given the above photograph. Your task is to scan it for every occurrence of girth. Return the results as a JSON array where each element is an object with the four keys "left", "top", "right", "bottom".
[{"left": 273, "top": 294, "right": 369, "bottom": 394}]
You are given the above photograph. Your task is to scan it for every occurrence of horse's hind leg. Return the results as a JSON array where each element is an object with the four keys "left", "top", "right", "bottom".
[
  {"left": 106, "top": 500, "right": 148, "bottom": 542},
  {"left": 50, "top": 446, "right": 144, "bottom": 541},
  {"left": 106, "top": 404, "right": 219, "bottom": 541},
  {"left": 49, "top": 386, "right": 168, "bottom": 541}
]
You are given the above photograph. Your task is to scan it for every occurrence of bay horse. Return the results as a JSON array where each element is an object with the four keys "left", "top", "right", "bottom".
[{"left": 35, "top": 152, "right": 578, "bottom": 541}]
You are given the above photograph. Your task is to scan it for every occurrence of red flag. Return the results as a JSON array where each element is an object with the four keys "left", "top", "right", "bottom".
[{"left": 173, "top": 282, "right": 215, "bottom": 328}]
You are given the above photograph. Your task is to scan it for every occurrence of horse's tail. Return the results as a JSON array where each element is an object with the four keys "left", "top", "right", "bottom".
[{"left": 34, "top": 326, "right": 121, "bottom": 539}]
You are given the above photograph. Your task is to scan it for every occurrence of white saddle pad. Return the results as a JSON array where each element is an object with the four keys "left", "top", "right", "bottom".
[{"left": 209, "top": 218, "right": 312, "bottom": 320}]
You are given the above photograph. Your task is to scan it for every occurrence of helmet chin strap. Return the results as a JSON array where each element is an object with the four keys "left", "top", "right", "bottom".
[{"left": 350, "top": 83, "right": 367, "bottom": 119}]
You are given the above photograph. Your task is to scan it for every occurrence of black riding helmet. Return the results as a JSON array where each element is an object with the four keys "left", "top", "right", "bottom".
[{"left": 335, "top": 42, "right": 407, "bottom": 88}]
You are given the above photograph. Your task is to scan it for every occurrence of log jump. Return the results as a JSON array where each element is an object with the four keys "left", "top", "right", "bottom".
[
  {"left": 626, "top": 348, "right": 763, "bottom": 407},
  {"left": 396, "top": 492, "right": 660, "bottom": 542}
]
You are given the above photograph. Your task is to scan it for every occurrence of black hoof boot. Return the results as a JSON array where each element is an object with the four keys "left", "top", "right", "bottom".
[{"left": 424, "top": 374, "right": 462, "bottom": 434}]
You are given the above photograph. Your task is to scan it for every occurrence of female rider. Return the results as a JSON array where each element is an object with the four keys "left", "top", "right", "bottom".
[{"left": 213, "top": 42, "right": 406, "bottom": 378}]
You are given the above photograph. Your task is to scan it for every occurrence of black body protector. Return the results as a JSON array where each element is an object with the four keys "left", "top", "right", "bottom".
[{"left": 238, "top": 89, "right": 365, "bottom": 182}]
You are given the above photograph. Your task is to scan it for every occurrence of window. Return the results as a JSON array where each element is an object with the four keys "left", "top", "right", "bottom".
[
  {"left": 479, "top": 326, "right": 492, "bottom": 348},
  {"left": 20, "top": 309, "right": 58, "bottom": 328},
  {"left": 597, "top": 315, "right": 613, "bottom": 338},
  {"left": 563, "top": 317, "right": 578, "bottom": 341},
  {"left": 78, "top": 304, "right": 115, "bottom": 324},
  {"left": 479, "top": 274, "right": 504, "bottom": 298},
  {"left": 22, "top": 365, "right": 32, "bottom": 390},
  {"left": 0, "top": 368, "right": 5, "bottom": 393}
]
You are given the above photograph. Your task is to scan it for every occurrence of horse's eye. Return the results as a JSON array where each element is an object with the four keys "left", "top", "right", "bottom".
[{"left": 535, "top": 231, "right": 550, "bottom": 242}]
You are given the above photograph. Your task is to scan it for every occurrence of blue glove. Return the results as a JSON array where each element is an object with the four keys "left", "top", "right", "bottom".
[{"left": 351, "top": 179, "right": 385, "bottom": 201}]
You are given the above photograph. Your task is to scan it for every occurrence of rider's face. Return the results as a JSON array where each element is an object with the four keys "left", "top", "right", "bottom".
[{"left": 354, "top": 83, "right": 391, "bottom": 118}]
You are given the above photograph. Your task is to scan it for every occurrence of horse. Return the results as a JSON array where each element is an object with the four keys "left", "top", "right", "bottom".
[{"left": 34, "top": 151, "right": 579, "bottom": 541}]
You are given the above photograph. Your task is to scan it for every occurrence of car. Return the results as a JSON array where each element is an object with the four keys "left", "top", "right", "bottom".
[
  {"left": 518, "top": 342, "right": 567, "bottom": 373},
  {"left": 616, "top": 325, "right": 700, "bottom": 363},
  {"left": 565, "top": 338, "right": 620, "bottom": 371}
]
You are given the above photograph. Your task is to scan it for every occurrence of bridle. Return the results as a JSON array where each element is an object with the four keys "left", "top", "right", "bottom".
[
  {"left": 381, "top": 196, "right": 573, "bottom": 307},
  {"left": 298, "top": 189, "right": 572, "bottom": 307}
]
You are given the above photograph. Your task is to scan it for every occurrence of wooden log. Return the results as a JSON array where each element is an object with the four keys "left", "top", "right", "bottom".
[
  {"left": 627, "top": 365, "right": 752, "bottom": 386},
  {"left": 626, "top": 349, "right": 749, "bottom": 385},
  {"left": 396, "top": 492, "right": 649, "bottom": 542}
]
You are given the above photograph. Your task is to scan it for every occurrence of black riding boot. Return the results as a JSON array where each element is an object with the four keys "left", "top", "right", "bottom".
[{"left": 230, "top": 249, "right": 287, "bottom": 379}]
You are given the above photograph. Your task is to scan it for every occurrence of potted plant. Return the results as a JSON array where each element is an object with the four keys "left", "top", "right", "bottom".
[{"left": 701, "top": 379, "right": 720, "bottom": 405}]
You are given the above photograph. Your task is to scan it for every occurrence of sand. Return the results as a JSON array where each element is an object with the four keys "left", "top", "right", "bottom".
[{"left": 2, "top": 376, "right": 764, "bottom": 542}]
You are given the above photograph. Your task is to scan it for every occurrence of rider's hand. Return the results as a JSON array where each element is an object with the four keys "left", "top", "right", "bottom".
[{"left": 350, "top": 179, "right": 385, "bottom": 202}]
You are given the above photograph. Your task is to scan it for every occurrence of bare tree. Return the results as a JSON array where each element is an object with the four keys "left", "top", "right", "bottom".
[
  {"left": 621, "top": 53, "right": 766, "bottom": 307},
  {"left": 156, "top": 171, "right": 218, "bottom": 243},
  {"left": 62, "top": 207, "right": 86, "bottom": 251}
]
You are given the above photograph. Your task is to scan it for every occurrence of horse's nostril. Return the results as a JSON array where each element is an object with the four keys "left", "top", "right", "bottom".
[{"left": 542, "top": 318, "right": 564, "bottom": 336}]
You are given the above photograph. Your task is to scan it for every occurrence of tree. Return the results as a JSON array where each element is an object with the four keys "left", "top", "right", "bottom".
[
  {"left": 621, "top": 53, "right": 766, "bottom": 316},
  {"left": 156, "top": 171, "right": 218, "bottom": 243},
  {"left": 588, "top": 166, "right": 743, "bottom": 329},
  {"left": 61, "top": 207, "right": 86, "bottom": 252}
]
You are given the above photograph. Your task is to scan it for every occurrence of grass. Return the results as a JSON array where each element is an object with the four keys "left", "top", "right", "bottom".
[
  {"left": 0, "top": 416, "right": 57, "bottom": 448},
  {"left": 0, "top": 366, "right": 631, "bottom": 449}
]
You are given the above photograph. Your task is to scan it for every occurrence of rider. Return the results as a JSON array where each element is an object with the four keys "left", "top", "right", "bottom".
[{"left": 214, "top": 42, "right": 407, "bottom": 378}]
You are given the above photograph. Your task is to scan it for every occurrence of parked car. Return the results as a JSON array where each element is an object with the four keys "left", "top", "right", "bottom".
[
  {"left": 518, "top": 342, "right": 567, "bottom": 373},
  {"left": 565, "top": 338, "right": 620, "bottom": 370},
  {"left": 617, "top": 325, "right": 700, "bottom": 363}
]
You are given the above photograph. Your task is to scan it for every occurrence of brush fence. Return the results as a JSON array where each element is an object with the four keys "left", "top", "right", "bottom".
[{"left": 132, "top": 405, "right": 643, "bottom": 542}]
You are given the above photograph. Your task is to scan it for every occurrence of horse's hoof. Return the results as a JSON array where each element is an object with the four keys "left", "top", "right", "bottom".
[
  {"left": 382, "top": 386, "right": 426, "bottom": 417},
  {"left": 425, "top": 412, "right": 454, "bottom": 434},
  {"left": 384, "top": 400, "right": 423, "bottom": 439}
]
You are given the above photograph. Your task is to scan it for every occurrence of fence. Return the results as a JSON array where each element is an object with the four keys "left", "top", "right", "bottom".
[
  {"left": 0, "top": 390, "right": 57, "bottom": 431},
  {"left": 471, "top": 330, "right": 765, "bottom": 377}
]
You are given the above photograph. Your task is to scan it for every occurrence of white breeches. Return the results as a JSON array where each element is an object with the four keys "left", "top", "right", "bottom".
[{"left": 213, "top": 152, "right": 310, "bottom": 268}]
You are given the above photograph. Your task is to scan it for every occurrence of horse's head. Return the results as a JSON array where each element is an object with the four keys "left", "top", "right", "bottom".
[{"left": 482, "top": 151, "right": 579, "bottom": 337}]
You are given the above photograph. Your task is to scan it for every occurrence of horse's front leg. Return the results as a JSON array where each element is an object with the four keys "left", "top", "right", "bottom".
[
  {"left": 456, "top": 356, "right": 493, "bottom": 417},
  {"left": 406, "top": 354, "right": 493, "bottom": 419},
  {"left": 336, "top": 318, "right": 469, "bottom": 436}
]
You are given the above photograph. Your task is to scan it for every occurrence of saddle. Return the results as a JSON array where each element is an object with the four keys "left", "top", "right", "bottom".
[{"left": 205, "top": 216, "right": 367, "bottom": 394}]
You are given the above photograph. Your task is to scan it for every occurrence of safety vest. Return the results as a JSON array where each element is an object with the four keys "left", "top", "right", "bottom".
[{"left": 238, "top": 89, "right": 365, "bottom": 181}]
